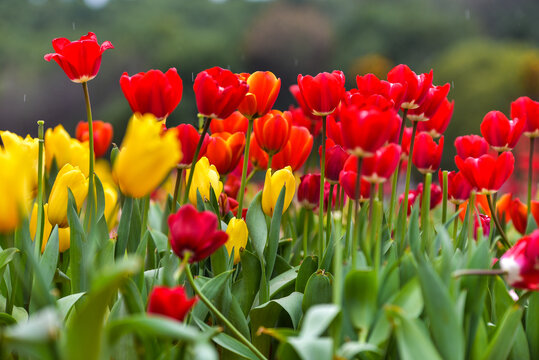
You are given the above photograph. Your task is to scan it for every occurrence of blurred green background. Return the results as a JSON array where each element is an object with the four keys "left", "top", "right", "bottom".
[{"left": 2, "top": 0, "right": 539, "bottom": 173}]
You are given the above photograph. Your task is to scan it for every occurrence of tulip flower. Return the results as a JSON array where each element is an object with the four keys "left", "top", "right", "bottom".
[
  {"left": 103, "top": 182, "right": 119, "bottom": 228},
  {"left": 399, "top": 127, "right": 413, "bottom": 159},
  {"left": 209, "top": 111, "right": 249, "bottom": 134},
  {"left": 454, "top": 134, "right": 489, "bottom": 160},
  {"left": 339, "top": 170, "right": 371, "bottom": 201},
  {"left": 205, "top": 132, "right": 245, "bottom": 175},
  {"left": 474, "top": 214, "right": 491, "bottom": 240},
  {"left": 75, "top": 120, "right": 113, "bottom": 158},
  {"left": 480, "top": 111, "right": 525, "bottom": 152},
  {"left": 289, "top": 85, "right": 322, "bottom": 123},
  {"left": 455, "top": 152, "right": 514, "bottom": 194},
  {"left": 120, "top": 68, "right": 183, "bottom": 120},
  {"left": 407, "top": 83, "right": 450, "bottom": 122},
  {"left": 147, "top": 286, "right": 197, "bottom": 321},
  {"left": 438, "top": 170, "right": 472, "bottom": 205},
  {"left": 237, "top": 71, "right": 281, "bottom": 119},
  {"left": 48, "top": 163, "right": 89, "bottom": 228},
  {"left": 298, "top": 174, "right": 321, "bottom": 210},
  {"left": 355, "top": 73, "right": 405, "bottom": 109},
  {"left": 113, "top": 114, "right": 181, "bottom": 198},
  {"left": 225, "top": 218, "right": 248, "bottom": 264},
  {"left": 509, "top": 198, "right": 529, "bottom": 235},
  {"left": 289, "top": 106, "right": 322, "bottom": 137},
  {"left": 499, "top": 229, "right": 539, "bottom": 290},
  {"left": 412, "top": 133, "right": 444, "bottom": 174},
  {"left": 248, "top": 134, "right": 269, "bottom": 170},
  {"left": 496, "top": 193, "right": 513, "bottom": 223},
  {"left": 193, "top": 66, "right": 249, "bottom": 120},
  {"left": 511, "top": 96, "right": 539, "bottom": 137},
  {"left": 417, "top": 183, "right": 443, "bottom": 210},
  {"left": 184, "top": 157, "right": 223, "bottom": 205},
  {"left": 44, "top": 32, "right": 113, "bottom": 83},
  {"left": 262, "top": 166, "right": 296, "bottom": 217},
  {"left": 30, "top": 204, "right": 70, "bottom": 253},
  {"left": 417, "top": 98, "right": 454, "bottom": 137},
  {"left": 326, "top": 114, "right": 345, "bottom": 147},
  {"left": 45, "top": 125, "right": 90, "bottom": 176},
  {"left": 253, "top": 110, "right": 292, "bottom": 155},
  {"left": 387, "top": 65, "right": 433, "bottom": 110},
  {"left": 360, "top": 144, "right": 401, "bottom": 183},
  {"left": 321, "top": 142, "right": 349, "bottom": 184},
  {"left": 297, "top": 71, "right": 346, "bottom": 116},
  {"left": 271, "top": 126, "right": 313, "bottom": 172},
  {"left": 219, "top": 193, "right": 239, "bottom": 218},
  {"left": 168, "top": 204, "right": 228, "bottom": 262},
  {"left": 0, "top": 131, "right": 40, "bottom": 190},
  {"left": 174, "top": 124, "right": 210, "bottom": 169}
]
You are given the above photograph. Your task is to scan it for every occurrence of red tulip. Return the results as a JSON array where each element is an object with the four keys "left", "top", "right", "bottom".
[
  {"left": 320, "top": 140, "right": 349, "bottom": 184},
  {"left": 496, "top": 193, "right": 513, "bottom": 224},
  {"left": 194, "top": 67, "right": 249, "bottom": 119},
  {"left": 238, "top": 71, "right": 281, "bottom": 119},
  {"left": 438, "top": 170, "right": 472, "bottom": 205},
  {"left": 407, "top": 83, "right": 450, "bottom": 122},
  {"left": 399, "top": 127, "right": 413, "bottom": 158},
  {"left": 209, "top": 111, "right": 249, "bottom": 134},
  {"left": 339, "top": 170, "right": 371, "bottom": 201},
  {"left": 474, "top": 214, "right": 491, "bottom": 240},
  {"left": 398, "top": 187, "right": 421, "bottom": 215},
  {"left": 323, "top": 182, "right": 339, "bottom": 212},
  {"left": 499, "top": 229, "right": 539, "bottom": 290},
  {"left": 417, "top": 182, "right": 443, "bottom": 210},
  {"left": 253, "top": 110, "right": 292, "bottom": 155},
  {"left": 355, "top": 73, "right": 405, "bottom": 109},
  {"left": 511, "top": 96, "right": 539, "bottom": 138},
  {"left": 288, "top": 106, "right": 322, "bottom": 137},
  {"left": 417, "top": 98, "right": 454, "bottom": 137},
  {"left": 454, "top": 135, "right": 489, "bottom": 160},
  {"left": 298, "top": 174, "right": 320, "bottom": 210},
  {"left": 480, "top": 111, "right": 525, "bottom": 152},
  {"left": 272, "top": 126, "right": 313, "bottom": 171},
  {"left": 509, "top": 198, "right": 529, "bottom": 235},
  {"left": 326, "top": 114, "right": 345, "bottom": 147},
  {"left": 412, "top": 133, "right": 444, "bottom": 174},
  {"left": 297, "top": 71, "right": 346, "bottom": 116},
  {"left": 147, "top": 286, "right": 197, "bottom": 322},
  {"left": 205, "top": 132, "right": 245, "bottom": 175},
  {"left": 175, "top": 124, "right": 210, "bottom": 169},
  {"left": 289, "top": 85, "right": 323, "bottom": 123},
  {"left": 120, "top": 68, "right": 183, "bottom": 120},
  {"left": 346, "top": 90, "right": 395, "bottom": 111},
  {"left": 387, "top": 65, "right": 433, "bottom": 110},
  {"left": 75, "top": 120, "right": 113, "bottom": 158},
  {"left": 219, "top": 193, "right": 239, "bottom": 217},
  {"left": 44, "top": 32, "right": 113, "bottom": 83},
  {"left": 455, "top": 152, "right": 515, "bottom": 194},
  {"left": 359, "top": 144, "right": 401, "bottom": 183},
  {"left": 168, "top": 204, "right": 228, "bottom": 262},
  {"left": 248, "top": 134, "right": 269, "bottom": 170}
]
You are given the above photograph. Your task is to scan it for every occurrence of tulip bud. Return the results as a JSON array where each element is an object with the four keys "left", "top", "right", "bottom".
[
  {"left": 147, "top": 286, "right": 197, "bottom": 322},
  {"left": 225, "top": 218, "right": 248, "bottom": 264},
  {"left": 262, "top": 166, "right": 296, "bottom": 217},
  {"left": 499, "top": 229, "right": 539, "bottom": 290},
  {"left": 184, "top": 157, "right": 223, "bottom": 205},
  {"left": 48, "top": 164, "right": 89, "bottom": 228},
  {"left": 30, "top": 203, "right": 71, "bottom": 253},
  {"left": 297, "top": 174, "right": 320, "bottom": 210}
]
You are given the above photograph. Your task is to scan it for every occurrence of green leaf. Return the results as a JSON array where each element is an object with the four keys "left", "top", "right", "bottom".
[
  {"left": 408, "top": 205, "right": 420, "bottom": 259},
  {"left": 149, "top": 229, "right": 169, "bottom": 254},
  {"left": 302, "top": 270, "right": 333, "bottom": 313},
  {"left": 0, "top": 248, "right": 19, "bottom": 280},
  {"left": 338, "top": 342, "right": 382, "bottom": 359},
  {"left": 246, "top": 191, "right": 267, "bottom": 261},
  {"left": 120, "top": 277, "right": 145, "bottom": 315},
  {"left": 232, "top": 249, "right": 261, "bottom": 316},
  {"left": 268, "top": 266, "right": 299, "bottom": 299},
  {"left": 57, "top": 292, "right": 85, "bottom": 320},
  {"left": 480, "top": 305, "right": 524, "bottom": 360},
  {"left": 67, "top": 188, "right": 87, "bottom": 293},
  {"left": 526, "top": 292, "right": 539, "bottom": 360},
  {"left": 295, "top": 255, "right": 318, "bottom": 293},
  {"left": 94, "top": 174, "right": 106, "bottom": 222},
  {"left": 211, "top": 243, "right": 229, "bottom": 276},
  {"left": 115, "top": 196, "right": 133, "bottom": 258},
  {"left": 299, "top": 304, "right": 340, "bottom": 338},
  {"left": 190, "top": 269, "right": 234, "bottom": 322},
  {"left": 39, "top": 225, "right": 59, "bottom": 287},
  {"left": 280, "top": 337, "right": 333, "bottom": 360},
  {"left": 344, "top": 269, "right": 378, "bottom": 334},
  {"left": 266, "top": 186, "right": 286, "bottom": 278},
  {"left": 192, "top": 342, "right": 219, "bottom": 360}
]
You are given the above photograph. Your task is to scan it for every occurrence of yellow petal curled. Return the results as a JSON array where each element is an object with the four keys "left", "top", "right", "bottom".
[
  {"left": 225, "top": 218, "right": 248, "bottom": 264},
  {"left": 185, "top": 156, "right": 223, "bottom": 205},
  {"left": 48, "top": 163, "right": 89, "bottom": 228},
  {"left": 262, "top": 166, "right": 295, "bottom": 217}
]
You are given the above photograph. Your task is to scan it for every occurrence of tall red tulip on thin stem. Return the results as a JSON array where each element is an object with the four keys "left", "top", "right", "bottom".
[
  {"left": 412, "top": 133, "right": 444, "bottom": 174},
  {"left": 454, "top": 135, "right": 489, "bottom": 160},
  {"left": 417, "top": 98, "right": 454, "bottom": 138},
  {"left": 355, "top": 73, "right": 405, "bottom": 110},
  {"left": 480, "top": 111, "right": 525, "bottom": 152},
  {"left": 253, "top": 110, "right": 292, "bottom": 168}
]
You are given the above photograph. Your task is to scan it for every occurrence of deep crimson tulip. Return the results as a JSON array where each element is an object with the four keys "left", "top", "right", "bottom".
[
  {"left": 205, "top": 132, "right": 245, "bottom": 175},
  {"left": 474, "top": 214, "right": 491, "bottom": 240},
  {"left": 417, "top": 182, "right": 443, "bottom": 210},
  {"left": 454, "top": 135, "right": 489, "bottom": 160},
  {"left": 511, "top": 96, "right": 539, "bottom": 137},
  {"left": 288, "top": 106, "right": 322, "bottom": 137},
  {"left": 358, "top": 144, "right": 401, "bottom": 183},
  {"left": 209, "top": 111, "right": 249, "bottom": 134},
  {"left": 297, "top": 71, "right": 346, "bottom": 116},
  {"left": 355, "top": 73, "right": 405, "bottom": 109},
  {"left": 480, "top": 111, "right": 525, "bottom": 152},
  {"left": 194, "top": 67, "right": 249, "bottom": 119},
  {"left": 398, "top": 188, "right": 421, "bottom": 215},
  {"left": 253, "top": 110, "right": 292, "bottom": 155},
  {"left": 168, "top": 204, "right": 228, "bottom": 262},
  {"left": 412, "top": 133, "right": 444, "bottom": 174},
  {"left": 238, "top": 71, "right": 281, "bottom": 119},
  {"left": 175, "top": 124, "right": 210, "bottom": 169},
  {"left": 248, "top": 134, "right": 269, "bottom": 170},
  {"left": 219, "top": 193, "right": 238, "bottom": 218},
  {"left": 272, "top": 126, "right": 313, "bottom": 171},
  {"left": 120, "top": 68, "right": 183, "bottom": 120},
  {"left": 455, "top": 152, "right": 515, "bottom": 194},
  {"left": 326, "top": 114, "right": 345, "bottom": 147},
  {"left": 147, "top": 286, "right": 197, "bottom": 322},
  {"left": 417, "top": 98, "right": 454, "bottom": 137},
  {"left": 387, "top": 65, "right": 433, "bottom": 110},
  {"left": 407, "top": 83, "right": 450, "bottom": 122},
  {"left": 320, "top": 140, "right": 349, "bottom": 184},
  {"left": 44, "top": 32, "right": 113, "bottom": 83},
  {"left": 438, "top": 170, "right": 472, "bottom": 205},
  {"left": 499, "top": 229, "right": 539, "bottom": 290},
  {"left": 339, "top": 170, "right": 371, "bottom": 201},
  {"left": 298, "top": 174, "right": 320, "bottom": 209},
  {"left": 75, "top": 120, "right": 113, "bottom": 158},
  {"left": 509, "top": 198, "right": 529, "bottom": 235},
  {"left": 340, "top": 105, "right": 398, "bottom": 157}
]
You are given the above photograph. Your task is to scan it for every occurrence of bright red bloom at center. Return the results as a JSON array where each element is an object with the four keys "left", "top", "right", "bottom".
[
  {"left": 412, "top": 133, "right": 444, "bottom": 174},
  {"left": 297, "top": 71, "right": 346, "bottom": 116},
  {"left": 455, "top": 152, "right": 514, "bottom": 194},
  {"left": 147, "top": 286, "right": 197, "bottom": 322}
]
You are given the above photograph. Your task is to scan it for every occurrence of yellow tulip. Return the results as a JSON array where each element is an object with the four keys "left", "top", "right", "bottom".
[
  {"left": 0, "top": 131, "right": 40, "bottom": 190},
  {"left": 95, "top": 159, "right": 115, "bottom": 186},
  {"left": 103, "top": 182, "right": 119, "bottom": 228},
  {"left": 48, "top": 163, "right": 88, "bottom": 228},
  {"left": 185, "top": 156, "right": 223, "bottom": 205},
  {"left": 262, "top": 166, "right": 296, "bottom": 217},
  {"left": 0, "top": 149, "right": 31, "bottom": 233},
  {"left": 30, "top": 204, "right": 70, "bottom": 253},
  {"left": 225, "top": 218, "right": 248, "bottom": 264},
  {"left": 113, "top": 113, "right": 181, "bottom": 198},
  {"left": 45, "top": 125, "right": 89, "bottom": 176}
]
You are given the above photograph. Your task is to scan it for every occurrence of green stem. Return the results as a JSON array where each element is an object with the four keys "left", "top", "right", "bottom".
[
  {"left": 141, "top": 195, "right": 150, "bottom": 235},
  {"left": 528, "top": 137, "right": 535, "bottom": 217},
  {"left": 453, "top": 203, "right": 459, "bottom": 244},
  {"left": 303, "top": 209, "right": 310, "bottom": 257},
  {"left": 442, "top": 170, "right": 448, "bottom": 224},
  {"left": 325, "top": 183, "right": 334, "bottom": 248},
  {"left": 185, "top": 263, "right": 267, "bottom": 360},
  {"left": 171, "top": 168, "right": 183, "bottom": 213},
  {"left": 398, "top": 109, "right": 408, "bottom": 144},
  {"left": 183, "top": 117, "right": 211, "bottom": 204},
  {"left": 318, "top": 116, "right": 327, "bottom": 257},
  {"left": 352, "top": 156, "right": 363, "bottom": 269},
  {"left": 372, "top": 199, "right": 382, "bottom": 275},
  {"left": 34, "top": 120, "right": 45, "bottom": 257},
  {"left": 82, "top": 82, "right": 95, "bottom": 229},
  {"left": 468, "top": 192, "right": 475, "bottom": 243},
  {"left": 267, "top": 153, "right": 273, "bottom": 172},
  {"left": 236, "top": 117, "right": 254, "bottom": 218},
  {"left": 452, "top": 269, "right": 506, "bottom": 278},
  {"left": 344, "top": 199, "right": 353, "bottom": 260},
  {"left": 421, "top": 173, "right": 432, "bottom": 250},
  {"left": 388, "top": 159, "right": 401, "bottom": 231},
  {"left": 368, "top": 183, "right": 376, "bottom": 222},
  {"left": 400, "top": 120, "right": 418, "bottom": 242},
  {"left": 486, "top": 193, "right": 510, "bottom": 248}
]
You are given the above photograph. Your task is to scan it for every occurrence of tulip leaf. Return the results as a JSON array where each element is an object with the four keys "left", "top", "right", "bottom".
[
  {"left": 0, "top": 248, "right": 19, "bottom": 280},
  {"left": 149, "top": 229, "right": 168, "bottom": 254},
  {"left": 119, "top": 277, "right": 145, "bottom": 315},
  {"left": 526, "top": 292, "right": 539, "bottom": 359},
  {"left": 338, "top": 342, "right": 382, "bottom": 359},
  {"left": 480, "top": 304, "right": 524, "bottom": 360},
  {"left": 196, "top": 189, "right": 205, "bottom": 212},
  {"left": 278, "top": 337, "right": 333, "bottom": 360},
  {"left": 269, "top": 266, "right": 299, "bottom": 299},
  {"left": 57, "top": 292, "right": 86, "bottom": 320},
  {"left": 39, "top": 225, "right": 59, "bottom": 288},
  {"left": 192, "top": 342, "right": 219, "bottom": 360},
  {"left": 266, "top": 186, "right": 286, "bottom": 278},
  {"left": 344, "top": 269, "right": 378, "bottom": 335},
  {"left": 246, "top": 191, "right": 267, "bottom": 261},
  {"left": 94, "top": 174, "right": 106, "bottom": 223},
  {"left": 299, "top": 304, "right": 340, "bottom": 338},
  {"left": 232, "top": 249, "right": 261, "bottom": 316},
  {"left": 302, "top": 270, "right": 333, "bottom": 313},
  {"left": 190, "top": 269, "right": 234, "bottom": 322},
  {"left": 67, "top": 189, "right": 87, "bottom": 293},
  {"left": 115, "top": 196, "right": 133, "bottom": 259},
  {"left": 295, "top": 255, "right": 318, "bottom": 293}
]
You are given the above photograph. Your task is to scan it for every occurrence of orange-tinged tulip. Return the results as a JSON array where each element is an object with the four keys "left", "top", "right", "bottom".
[
  {"left": 272, "top": 126, "right": 313, "bottom": 172},
  {"left": 238, "top": 71, "right": 281, "bottom": 119},
  {"left": 458, "top": 194, "right": 491, "bottom": 222},
  {"left": 209, "top": 111, "right": 249, "bottom": 134},
  {"left": 48, "top": 163, "right": 89, "bottom": 228},
  {"left": 225, "top": 218, "right": 248, "bottom": 264},
  {"left": 30, "top": 204, "right": 70, "bottom": 253},
  {"left": 509, "top": 198, "right": 529, "bottom": 235},
  {"left": 75, "top": 120, "right": 113, "bottom": 158},
  {"left": 262, "top": 166, "right": 296, "bottom": 217},
  {"left": 185, "top": 157, "right": 223, "bottom": 205},
  {"left": 205, "top": 132, "right": 245, "bottom": 175},
  {"left": 253, "top": 110, "right": 292, "bottom": 155}
]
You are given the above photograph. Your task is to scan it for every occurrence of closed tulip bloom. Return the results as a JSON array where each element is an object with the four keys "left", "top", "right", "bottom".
[
  {"left": 44, "top": 32, "right": 113, "bottom": 83},
  {"left": 238, "top": 71, "right": 281, "bottom": 119},
  {"left": 48, "top": 164, "right": 89, "bottom": 228},
  {"left": 194, "top": 66, "right": 249, "bottom": 120},
  {"left": 103, "top": 182, "right": 119, "bottom": 228},
  {"left": 174, "top": 124, "right": 209, "bottom": 169},
  {"left": 399, "top": 127, "right": 413, "bottom": 158},
  {"left": 113, "top": 113, "right": 181, "bottom": 198},
  {"left": 454, "top": 135, "right": 489, "bottom": 160},
  {"left": 185, "top": 157, "right": 223, "bottom": 205},
  {"left": 262, "top": 166, "right": 296, "bottom": 217},
  {"left": 30, "top": 204, "right": 70, "bottom": 253},
  {"left": 499, "top": 229, "right": 539, "bottom": 290},
  {"left": 326, "top": 114, "right": 345, "bottom": 147},
  {"left": 205, "top": 132, "right": 245, "bottom": 175},
  {"left": 289, "top": 85, "right": 322, "bottom": 123},
  {"left": 387, "top": 65, "right": 433, "bottom": 110},
  {"left": 289, "top": 106, "right": 322, "bottom": 137},
  {"left": 412, "top": 133, "right": 444, "bottom": 174},
  {"left": 417, "top": 98, "right": 454, "bottom": 137},
  {"left": 480, "top": 111, "right": 525, "bottom": 152},
  {"left": 496, "top": 193, "right": 513, "bottom": 223},
  {"left": 248, "top": 134, "right": 269, "bottom": 170},
  {"left": 511, "top": 96, "right": 539, "bottom": 137},
  {"left": 509, "top": 198, "right": 529, "bottom": 235},
  {"left": 455, "top": 152, "right": 514, "bottom": 194},
  {"left": 339, "top": 170, "right": 371, "bottom": 201},
  {"left": 297, "top": 71, "right": 346, "bottom": 116},
  {"left": 322, "top": 142, "right": 349, "bottom": 183},
  {"left": 0, "top": 131, "right": 40, "bottom": 190},
  {"left": 45, "top": 125, "right": 90, "bottom": 176},
  {"left": 438, "top": 170, "right": 472, "bottom": 205},
  {"left": 120, "top": 68, "right": 183, "bottom": 120},
  {"left": 147, "top": 286, "right": 197, "bottom": 321},
  {"left": 169, "top": 204, "right": 228, "bottom": 262},
  {"left": 417, "top": 183, "right": 443, "bottom": 210},
  {"left": 209, "top": 111, "right": 249, "bottom": 134},
  {"left": 76, "top": 120, "right": 113, "bottom": 158},
  {"left": 355, "top": 73, "right": 405, "bottom": 110},
  {"left": 253, "top": 110, "right": 292, "bottom": 155},
  {"left": 298, "top": 174, "right": 321, "bottom": 209},
  {"left": 361, "top": 143, "right": 401, "bottom": 183},
  {"left": 225, "top": 218, "right": 248, "bottom": 264},
  {"left": 271, "top": 126, "right": 314, "bottom": 172},
  {"left": 407, "top": 83, "right": 450, "bottom": 122}
]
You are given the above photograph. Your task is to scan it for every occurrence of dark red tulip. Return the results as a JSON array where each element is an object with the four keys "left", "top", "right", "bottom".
[
  {"left": 474, "top": 214, "right": 491, "bottom": 240},
  {"left": 455, "top": 152, "right": 515, "bottom": 194},
  {"left": 454, "top": 135, "right": 489, "bottom": 160},
  {"left": 194, "top": 67, "right": 249, "bottom": 119},
  {"left": 407, "top": 83, "right": 450, "bottom": 122},
  {"left": 44, "top": 32, "right": 113, "bottom": 83},
  {"left": 168, "top": 204, "right": 228, "bottom": 262},
  {"left": 398, "top": 187, "right": 421, "bottom": 215},
  {"left": 358, "top": 144, "right": 401, "bottom": 183},
  {"left": 438, "top": 170, "right": 472, "bottom": 205},
  {"left": 320, "top": 141, "right": 349, "bottom": 184},
  {"left": 175, "top": 124, "right": 210, "bottom": 169},
  {"left": 288, "top": 106, "right": 322, "bottom": 137},
  {"left": 339, "top": 170, "right": 371, "bottom": 201},
  {"left": 417, "top": 98, "right": 454, "bottom": 137},
  {"left": 271, "top": 126, "right": 313, "bottom": 171},
  {"left": 298, "top": 174, "right": 321, "bottom": 209},
  {"left": 253, "top": 110, "right": 292, "bottom": 155},
  {"left": 387, "top": 65, "right": 433, "bottom": 110},
  {"left": 209, "top": 111, "right": 249, "bottom": 134},
  {"left": 412, "top": 133, "right": 444, "bottom": 174},
  {"left": 75, "top": 120, "right": 113, "bottom": 158},
  {"left": 480, "top": 111, "right": 525, "bottom": 152},
  {"left": 355, "top": 73, "right": 405, "bottom": 109},
  {"left": 417, "top": 182, "right": 443, "bottom": 210},
  {"left": 147, "top": 286, "right": 197, "bottom": 322},
  {"left": 499, "top": 229, "right": 539, "bottom": 290},
  {"left": 297, "top": 71, "right": 346, "bottom": 116},
  {"left": 511, "top": 96, "right": 539, "bottom": 138},
  {"left": 205, "top": 132, "right": 245, "bottom": 175},
  {"left": 120, "top": 68, "right": 183, "bottom": 120}
]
